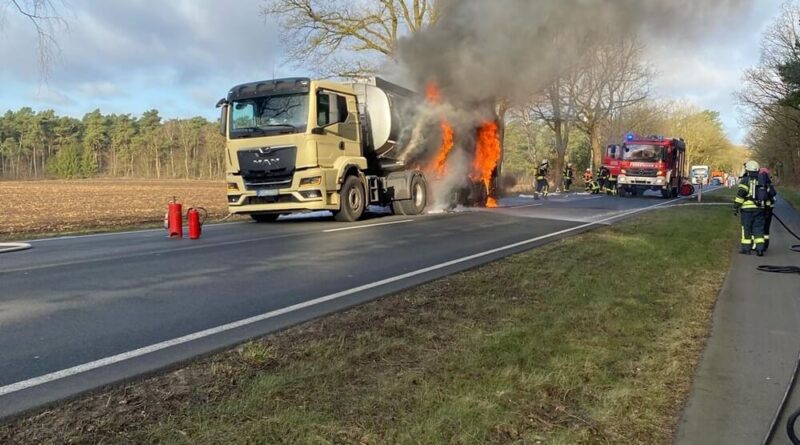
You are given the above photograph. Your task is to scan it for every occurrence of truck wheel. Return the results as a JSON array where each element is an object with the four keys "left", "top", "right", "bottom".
[
  {"left": 334, "top": 175, "right": 365, "bottom": 222},
  {"left": 392, "top": 174, "right": 427, "bottom": 215},
  {"left": 250, "top": 213, "right": 280, "bottom": 223},
  {"left": 661, "top": 189, "right": 671, "bottom": 199},
  {"left": 401, "top": 175, "right": 428, "bottom": 215}
]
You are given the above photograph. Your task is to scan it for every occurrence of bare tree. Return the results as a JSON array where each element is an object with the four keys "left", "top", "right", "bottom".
[
  {"left": 528, "top": 71, "right": 581, "bottom": 187},
  {"left": 571, "top": 36, "right": 653, "bottom": 169},
  {"left": 738, "top": 1, "right": 800, "bottom": 127},
  {"left": 737, "top": 1, "right": 800, "bottom": 183},
  {"left": 1, "top": 0, "right": 67, "bottom": 79},
  {"left": 262, "top": 0, "right": 440, "bottom": 77}
]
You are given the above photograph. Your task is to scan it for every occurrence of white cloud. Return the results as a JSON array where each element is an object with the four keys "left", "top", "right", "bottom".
[
  {"left": 78, "top": 81, "right": 122, "bottom": 98},
  {"left": 28, "top": 86, "right": 74, "bottom": 106}
]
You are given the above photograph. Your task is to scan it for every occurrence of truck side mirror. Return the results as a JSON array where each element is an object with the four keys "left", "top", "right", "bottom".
[
  {"left": 311, "top": 126, "right": 325, "bottom": 135},
  {"left": 218, "top": 103, "right": 228, "bottom": 136}
]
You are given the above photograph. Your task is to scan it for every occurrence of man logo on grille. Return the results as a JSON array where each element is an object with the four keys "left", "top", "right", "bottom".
[{"left": 253, "top": 157, "right": 280, "bottom": 166}]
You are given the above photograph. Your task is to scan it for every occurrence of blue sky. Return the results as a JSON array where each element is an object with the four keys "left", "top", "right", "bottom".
[{"left": 0, "top": 0, "right": 784, "bottom": 144}]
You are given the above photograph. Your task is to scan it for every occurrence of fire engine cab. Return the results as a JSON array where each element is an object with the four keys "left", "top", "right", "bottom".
[{"left": 614, "top": 133, "right": 687, "bottom": 198}]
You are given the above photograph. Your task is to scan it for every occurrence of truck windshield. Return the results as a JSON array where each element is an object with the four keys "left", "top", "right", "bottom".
[
  {"left": 229, "top": 93, "right": 308, "bottom": 139},
  {"left": 692, "top": 167, "right": 709, "bottom": 176},
  {"left": 622, "top": 144, "right": 664, "bottom": 162}
]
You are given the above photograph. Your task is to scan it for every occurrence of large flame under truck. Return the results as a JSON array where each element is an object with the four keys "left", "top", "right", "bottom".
[{"left": 613, "top": 133, "right": 687, "bottom": 198}]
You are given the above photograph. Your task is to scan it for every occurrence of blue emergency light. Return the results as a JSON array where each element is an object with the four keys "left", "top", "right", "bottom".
[{"left": 626, "top": 132, "right": 634, "bottom": 141}]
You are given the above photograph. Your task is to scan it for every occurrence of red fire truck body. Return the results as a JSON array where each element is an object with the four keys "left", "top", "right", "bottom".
[{"left": 611, "top": 134, "right": 687, "bottom": 198}]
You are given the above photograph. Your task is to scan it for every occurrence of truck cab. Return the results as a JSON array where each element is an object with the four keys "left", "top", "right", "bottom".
[
  {"left": 690, "top": 165, "right": 710, "bottom": 185},
  {"left": 218, "top": 77, "right": 426, "bottom": 222}
]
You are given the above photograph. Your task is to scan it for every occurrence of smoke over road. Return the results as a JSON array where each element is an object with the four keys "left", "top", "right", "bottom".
[
  {"left": 399, "top": 0, "right": 750, "bottom": 106},
  {"left": 392, "top": 0, "right": 750, "bottom": 210}
]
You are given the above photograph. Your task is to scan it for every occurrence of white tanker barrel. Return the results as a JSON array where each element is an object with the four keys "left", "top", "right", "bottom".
[{"left": 351, "top": 79, "right": 415, "bottom": 160}]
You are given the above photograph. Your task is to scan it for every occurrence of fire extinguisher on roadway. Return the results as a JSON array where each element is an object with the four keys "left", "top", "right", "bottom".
[
  {"left": 187, "top": 207, "right": 208, "bottom": 240},
  {"left": 167, "top": 197, "right": 183, "bottom": 238}
]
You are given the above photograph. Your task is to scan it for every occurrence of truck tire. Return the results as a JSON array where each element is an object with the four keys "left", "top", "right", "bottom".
[
  {"left": 473, "top": 181, "right": 488, "bottom": 207},
  {"left": 334, "top": 175, "right": 365, "bottom": 222},
  {"left": 250, "top": 213, "right": 280, "bottom": 223},
  {"left": 661, "top": 189, "right": 672, "bottom": 199},
  {"left": 392, "top": 174, "right": 427, "bottom": 215}
]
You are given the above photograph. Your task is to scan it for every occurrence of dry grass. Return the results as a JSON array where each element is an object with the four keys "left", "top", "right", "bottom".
[{"left": 0, "top": 179, "right": 227, "bottom": 239}]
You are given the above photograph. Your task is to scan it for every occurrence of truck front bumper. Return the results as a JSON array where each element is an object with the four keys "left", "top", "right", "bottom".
[
  {"left": 225, "top": 168, "right": 340, "bottom": 214},
  {"left": 617, "top": 175, "right": 666, "bottom": 188}
]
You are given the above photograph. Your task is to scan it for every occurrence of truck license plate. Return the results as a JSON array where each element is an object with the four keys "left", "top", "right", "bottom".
[{"left": 256, "top": 188, "right": 279, "bottom": 197}]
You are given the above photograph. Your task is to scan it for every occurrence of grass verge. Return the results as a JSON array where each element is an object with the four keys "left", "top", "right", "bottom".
[
  {"left": 778, "top": 186, "right": 800, "bottom": 210},
  {"left": 0, "top": 205, "right": 738, "bottom": 444}
]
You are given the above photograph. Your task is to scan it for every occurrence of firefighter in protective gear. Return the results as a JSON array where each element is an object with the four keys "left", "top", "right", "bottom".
[
  {"left": 534, "top": 160, "right": 550, "bottom": 199},
  {"left": 758, "top": 167, "right": 778, "bottom": 251},
  {"left": 562, "top": 162, "right": 575, "bottom": 193},
  {"left": 584, "top": 168, "right": 600, "bottom": 194},
  {"left": 598, "top": 166, "right": 614, "bottom": 195},
  {"left": 734, "top": 160, "right": 767, "bottom": 256},
  {"left": 583, "top": 168, "right": 593, "bottom": 192}
]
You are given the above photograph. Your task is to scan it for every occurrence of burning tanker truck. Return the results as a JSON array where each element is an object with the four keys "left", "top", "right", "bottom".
[{"left": 217, "top": 77, "right": 500, "bottom": 222}]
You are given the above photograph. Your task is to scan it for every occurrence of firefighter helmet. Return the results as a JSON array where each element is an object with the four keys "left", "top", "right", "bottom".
[
  {"left": 567, "top": 162, "right": 573, "bottom": 168},
  {"left": 744, "top": 160, "right": 760, "bottom": 172},
  {"left": 541, "top": 160, "right": 549, "bottom": 166}
]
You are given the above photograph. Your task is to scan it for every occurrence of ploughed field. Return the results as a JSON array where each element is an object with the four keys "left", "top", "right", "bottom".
[{"left": 0, "top": 179, "right": 227, "bottom": 238}]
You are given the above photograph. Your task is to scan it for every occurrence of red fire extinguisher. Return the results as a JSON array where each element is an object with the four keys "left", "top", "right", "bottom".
[
  {"left": 167, "top": 197, "right": 183, "bottom": 238},
  {"left": 187, "top": 207, "right": 208, "bottom": 240}
]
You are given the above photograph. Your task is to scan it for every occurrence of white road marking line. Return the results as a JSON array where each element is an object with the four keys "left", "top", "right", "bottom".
[
  {"left": 0, "top": 243, "right": 32, "bottom": 254},
  {"left": 322, "top": 219, "right": 414, "bottom": 233},
  {"left": 0, "top": 196, "right": 681, "bottom": 398}
]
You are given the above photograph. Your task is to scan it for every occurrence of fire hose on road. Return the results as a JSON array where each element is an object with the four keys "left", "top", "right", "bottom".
[
  {"left": 758, "top": 212, "right": 800, "bottom": 275},
  {"left": 0, "top": 243, "right": 32, "bottom": 254}
]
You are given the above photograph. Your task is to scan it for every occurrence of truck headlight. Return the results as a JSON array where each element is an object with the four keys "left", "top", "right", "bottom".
[
  {"left": 300, "top": 176, "right": 322, "bottom": 187},
  {"left": 227, "top": 182, "right": 239, "bottom": 191}
]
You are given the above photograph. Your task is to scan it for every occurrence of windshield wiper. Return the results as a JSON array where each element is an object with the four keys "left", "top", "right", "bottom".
[{"left": 261, "top": 124, "right": 298, "bottom": 129}]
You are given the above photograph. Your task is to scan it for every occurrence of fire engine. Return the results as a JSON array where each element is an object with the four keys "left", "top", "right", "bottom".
[{"left": 613, "top": 133, "right": 687, "bottom": 198}]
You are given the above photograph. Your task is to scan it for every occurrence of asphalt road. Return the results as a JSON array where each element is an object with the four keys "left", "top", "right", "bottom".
[{"left": 0, "top": 191, "right": 688, "bottom": 419}]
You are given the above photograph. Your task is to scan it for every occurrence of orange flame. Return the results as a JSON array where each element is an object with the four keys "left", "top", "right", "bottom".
[
  {"left": 424, "top": 82, "right": 454, "bottom": 177},
  {"left": 432, "top": 122, "right": 454, "bottom": 176},
  {"left": 426, "top": 82, "right": 442, "bottom": 104},
  {"left": 473, "top": 121, "right": 501, "bottom": 208}
]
